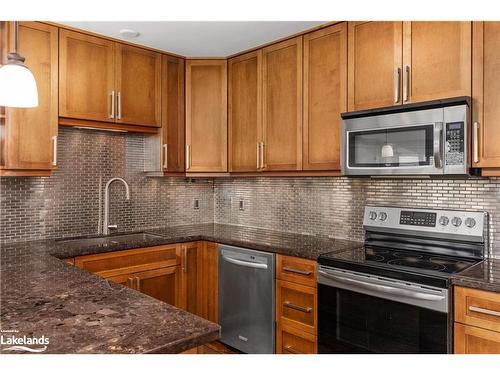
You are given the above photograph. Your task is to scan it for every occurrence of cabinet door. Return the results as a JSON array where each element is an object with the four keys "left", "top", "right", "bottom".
[
  {"left": 472, "top": 22, "right": 500, "bottom": 169},
  {"left": 107, "top": 273, "right": 136, "bottom": 289},
  {"left": 185, "top": 60, "right": 228, "bottom": 172},
  {"left": 348, "top": 21, "right": 403, "bottom": 111},
  {"left": 455, "top": 323, "right": 500, "bottom": 354},
  {"left": 303, "top": 23, "right": 347, "bottom": 171},
  {"left": 115, "top": 44, "right": 161, "bottom": 127},
  {"left": 178, "top": 242, "right": 199, "bottom": 314},
  {"left": 134, "top": 266, "right": 180, "bottom": 306},
  {"left": 161, "top": 55, "right": 185, "bottom": 172},
  {"left": 228, "top": 50, "right": 262, "bottom": 172},
  {"left": 197, "top": 242, "right": 219, "bottom": 323},
  {"left": 262, "top": 37, "right": 303, "bottom": 171},
  {"left": 276, "top": 323, "right": 316, "bottom": 354},
  {"left": 276, "top": 280, "right": 317, "bottom": 335},
  {"left": 59, "top": 29, "right": 115, "bottom": 122},
  {"left": 403, "top": 21, "right": 471, "bottom": 103},
  {"left": 2, "top": 22, "right": 58, "bottom": 172}
]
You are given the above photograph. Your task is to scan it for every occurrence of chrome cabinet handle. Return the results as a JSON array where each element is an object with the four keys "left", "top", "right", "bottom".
[
  {"left": 51, "top": 135, "right": 58, "bottom": 166},
  {"left": 117, "top": 91, "right": 122, "bottom": 120},
  {"left": 284, "top": 345, "right": 301, "bottom": 354},
  {"left": 163, "top": 144, "right": 168, "bottom": 169},
  {"left": 283, "top": 301, "right": 312, "bottom": 313},
  {"left": 256, "top": 142, "right": 260, "bottom": 169},
  {"left": 182, "top": 245, "right": 187, "bottom": 273},
  {"left": 282, "top": 267, "right": 312, "bottom": 276},
  {"left": 469, "top": 305, "right": 500, "bottom": 317},
  {"left": 185, "top": 144, "right": 191, "bottom": 170},
  {"left": 473, "top": 122, "right": 480, "bottom": 164},
  {"left": 394, "top": 67, "right": 401, "bottom": 103},
  {"left": 318, "top": 270, "right": 445, "bottom": 301},
  {"left": 135, "top": 277, "right": 141, "bottom": 290},
  {"left": 221, "top": 255, "right": 268, "bottom": 269},
  {"left": 127, "top": 277, "right": 134, "bottom": 289},
  {"left": 109, "top": 91, "right": 115, "bottom": 119},
  {"left": 403, "top": 65, "right": 410, "bottom": 102},
  {"left": 260, "top": 142, "right": 265, "bottom": 169}
]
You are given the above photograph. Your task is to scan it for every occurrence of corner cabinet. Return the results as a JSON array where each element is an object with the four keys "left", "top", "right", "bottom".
[
  {"left": 262, "top": 37, "right": 303, "bottom": 171},
  {"left": 348, "top": 21, "right": 471, "bottom": 111},
  {"left": 472, "top": 21, "right": 500, "bottom": 174},
  {"left": 0, "top": 21, "right": 59, "bottom": 176},
  {"left": 185, "top": 60, "right": 228, "bottom": 173},
  {"left": 59, "top": 29, "right": 161, "bottom": 130}
]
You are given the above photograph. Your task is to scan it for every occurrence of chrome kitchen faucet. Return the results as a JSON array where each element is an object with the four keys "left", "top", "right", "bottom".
[{"left": 102, "top": 177, "right": 130, "bottom": 235}]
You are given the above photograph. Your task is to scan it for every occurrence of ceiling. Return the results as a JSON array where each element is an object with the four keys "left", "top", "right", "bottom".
[{"left": 60, "top": 21, "right": 326, "bottom": 57}]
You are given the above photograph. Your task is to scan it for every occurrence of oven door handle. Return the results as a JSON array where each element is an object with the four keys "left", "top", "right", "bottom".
[
  {"left": 318, "top": 270, "right": 445, "bottom": 301},
  {"left": 434, "top": 122, "right": 443, "bottom": 169}
]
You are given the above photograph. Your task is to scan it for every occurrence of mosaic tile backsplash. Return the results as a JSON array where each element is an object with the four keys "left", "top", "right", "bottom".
[
  {"left": 0, "top": 127, "right": 213, "bottom": 243},
  {"left": 1, "top": 127, "right": 500, "bottom": 258}
]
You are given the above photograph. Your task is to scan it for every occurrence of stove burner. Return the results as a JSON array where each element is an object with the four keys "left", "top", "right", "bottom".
[
  {"left": 365, "top": 254, "right": 384, "bottom": 262},
  {"left": 393, "top": 252, "right": 423, "bottom": 259},
  {"left": 387, "top": 259, "right": 447, "bottom": 271},
  {"left": 430, "top": 257, "right": 475, "bottom": 270}
]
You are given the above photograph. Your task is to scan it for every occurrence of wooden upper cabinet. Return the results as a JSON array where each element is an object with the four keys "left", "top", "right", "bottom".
[
  {"left": 115, "top": 44, "right": 161, "bottom": 127},
  {"left": 403, "top": 21, "right": 471, "bottom": 103},
  {"left": 1, "top": 21, "right": 58, "bottom": 175},
  {"left": 262, "top": 37, "right": 303, "bottom": 171},
  {"left": 228, "top": 50, "right": 262, "bottom": 172},
  {"left": 303, "top": 23, "right": 347, "bottom": 171},
  {"left": 59, "top": 29, "right": 115, "bottom": 122},
  {"left": 472, "top": 22, "right": 500, "bottom": 169},
  {"left": 185, "top": 60, "right": 228, "bottom": 173},
  {"left": 348, "top": 21, "right": 403, "bottom": 111},
  {"left": 161, "top": 55, "right": 185, "bottom": 172}
]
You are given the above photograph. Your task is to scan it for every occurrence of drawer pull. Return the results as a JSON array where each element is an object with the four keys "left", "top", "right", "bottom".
[
  {"left": 469, "top": 305, "right": 500, "bottom": 318},
  {"left": 283, "top": 301, "right": 312, "bottom": 313},
  {"left": 283, "top": 267, "right": 312, "bottom": 276},
  {"left": 284, "top": 345, "right": 301, "bottom": 354}
]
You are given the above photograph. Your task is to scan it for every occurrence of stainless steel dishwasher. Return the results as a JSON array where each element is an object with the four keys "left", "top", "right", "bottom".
[{"left": 218, "top": 245, "right": 275, "bottom": 354}]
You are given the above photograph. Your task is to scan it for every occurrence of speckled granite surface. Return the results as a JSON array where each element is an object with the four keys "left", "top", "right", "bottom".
[
  {"left": 451, "top": 258, "right": 500, "bottom": 293},
  {"left": 0, "top": 224, "right": 361, "bottom": 354},
  {"left": 49, "top": 223, "right": 362, "bottom": 261}
]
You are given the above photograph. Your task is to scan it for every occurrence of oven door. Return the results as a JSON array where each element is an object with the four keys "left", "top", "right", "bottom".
[
  {"left": 341, "top": 108, "right": 445, "bottom": 176},
  {"left": 317, "top": 267, "right": 449, "bottom": 354}
]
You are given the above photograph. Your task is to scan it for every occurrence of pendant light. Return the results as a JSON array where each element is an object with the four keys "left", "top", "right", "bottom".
[{"left": 0, "top": 21, "right": 38, "bottom": 108}]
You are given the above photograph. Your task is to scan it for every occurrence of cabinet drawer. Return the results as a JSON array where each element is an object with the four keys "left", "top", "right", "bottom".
[
  {"left": 455, "top": 323, "right": 500, "bottom": 354},
  {"left": 74, "top": 244, "right": 179, "bottom": 276},
  {"left": 455, "top": 286, "right": 500, "bottom": 332},
  {"left": 277, "top": 324, "right": 316, "bottom": 354},
  {"left": 277, "top": 280, "right": 317, "bottom": 334},
  {"left": 277, "top": 255, "right": 317, "bottom": 287}
]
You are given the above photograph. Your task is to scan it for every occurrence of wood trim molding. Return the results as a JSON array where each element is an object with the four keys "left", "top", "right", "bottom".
[{"left": 59, "top": 117, "right": 159, "bottom": 134}]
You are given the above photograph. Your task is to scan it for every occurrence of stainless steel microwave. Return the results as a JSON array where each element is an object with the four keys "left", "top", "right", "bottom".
[{"left": 341, "top": 97, "right": 470, "bottom": 176}]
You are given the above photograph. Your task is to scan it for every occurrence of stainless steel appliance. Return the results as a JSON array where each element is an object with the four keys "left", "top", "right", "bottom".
[
  {"left": 218, "top": 245, "right": 275, "bottom": 354},
  {"left": 318, "top": 206, "right": 487, "bottom": 353},
  {"left": 341, "top": 97, "right": 470, "bottom": 176}
]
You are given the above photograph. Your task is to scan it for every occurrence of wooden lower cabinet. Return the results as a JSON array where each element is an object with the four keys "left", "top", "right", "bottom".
[
  {"left": 134, "top": 266, "right": 179, "bottom": 306},
  {"left": 276, "top": 255, "right": 318, "bottom": 353},
  {"left": 454, "top": 286, "right": 500, "bottom": 354},
  {"left": 455, "top": 323, "right": 500, "bottom": 354},
  {"left": 276, "top": 323, "right": 316, "bottom": 354}
]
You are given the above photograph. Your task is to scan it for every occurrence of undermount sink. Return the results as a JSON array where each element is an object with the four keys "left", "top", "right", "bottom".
[{"left": 56, "top": 232, "right": 165, "bottom": 247}]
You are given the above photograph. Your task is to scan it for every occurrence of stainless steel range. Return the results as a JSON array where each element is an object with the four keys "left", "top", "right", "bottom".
[{"left": 317, "top": 206, "right": 487, "bottom": 354}]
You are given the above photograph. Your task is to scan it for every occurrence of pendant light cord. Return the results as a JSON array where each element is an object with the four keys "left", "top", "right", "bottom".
[{"left": 14, "top": 21, "right": 19, "bottom": 53}]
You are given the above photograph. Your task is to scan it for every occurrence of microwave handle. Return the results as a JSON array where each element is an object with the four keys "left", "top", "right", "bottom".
[{"left": 434, "top": 122, "right": 443, "bottom": 169}]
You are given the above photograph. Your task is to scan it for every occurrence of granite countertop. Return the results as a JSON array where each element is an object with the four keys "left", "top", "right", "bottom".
[
  {"left": 451, "top": 258, "right": 500, "bottom": 293},
  {"left": 0, "top": 223, "right": 361, "bottom": 354}
]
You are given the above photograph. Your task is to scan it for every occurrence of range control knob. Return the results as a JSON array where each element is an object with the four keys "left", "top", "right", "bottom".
[
  {"left": 451, "top": 217, "right": 462, "bottom": 227},
  {"left": 465, "top": 218, "right": 476, "bottom": 228},
  {"left": 439, "top": 216, "right": 449, "bottom": 226},
  {"left": 379, "top": 212, "right": 388, "bottom": 221},
  {"left": 369, "top": 211, "right": 378, "bottom": 220}
]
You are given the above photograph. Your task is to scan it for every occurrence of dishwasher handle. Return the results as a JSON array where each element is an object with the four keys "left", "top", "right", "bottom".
[{"left": 221, "top": 254, "right": 268, "bottom": 269}]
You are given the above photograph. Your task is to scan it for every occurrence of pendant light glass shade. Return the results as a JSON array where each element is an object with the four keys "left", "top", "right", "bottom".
[{"left": 0, "top": 22, "right": 38, "bottom": 108}]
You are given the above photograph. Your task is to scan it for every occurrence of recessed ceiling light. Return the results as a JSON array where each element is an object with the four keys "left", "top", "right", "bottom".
[{"left": 119, "top": 29, "right": 140, "bottom": 39}]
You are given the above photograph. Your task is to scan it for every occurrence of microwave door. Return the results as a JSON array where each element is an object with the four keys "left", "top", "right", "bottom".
[{"left": 344, "top": 122, "right": 444, "bottom": 176}]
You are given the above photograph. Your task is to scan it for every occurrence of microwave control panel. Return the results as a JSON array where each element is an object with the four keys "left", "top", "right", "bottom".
[{"left": 445, "top": 122, "right": 465, "bottom": 166}]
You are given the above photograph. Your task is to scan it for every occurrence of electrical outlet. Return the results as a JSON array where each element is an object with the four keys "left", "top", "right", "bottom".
[
  {"left": 193, "top": 198, "right": 200, "bottom": 210},
  {"left": 239, "top": 199, "right": 244, "bottom": 211}
]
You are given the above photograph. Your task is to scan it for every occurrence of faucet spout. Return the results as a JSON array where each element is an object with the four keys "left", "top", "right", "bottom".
[{"left": 102, "top": 177, "right": 130, "bottom": 235}]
